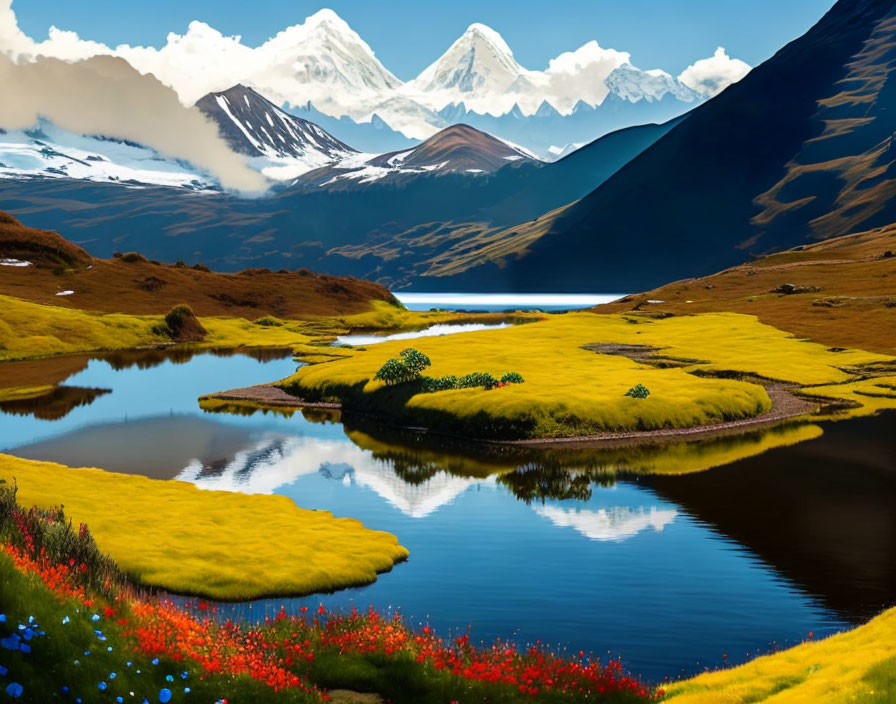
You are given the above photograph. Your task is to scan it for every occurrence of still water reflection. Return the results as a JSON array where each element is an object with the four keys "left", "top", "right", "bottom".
[{"left": 1, "top": 349, "right": 893, "bottom": 681}]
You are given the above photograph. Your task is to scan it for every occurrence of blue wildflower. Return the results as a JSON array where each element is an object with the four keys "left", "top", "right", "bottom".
[
  {"left": 91, "top": 614, "right": 100, "bottom": 622},
  {"left": 107, "top": 646, "right": 113, "bottom": 652},
  {"left": 151, "top": 658, "right": 159, "bottom": 666},
  {"left": 26, "top": 618, "right": 33, "bottom": 625},
  {"left": 0, "top": 665, "right": 7, "bottom": 676},
  {"left": 98, "top": 681, "right": 107, "bottom": 691},
  {"left": 117, "top": 698, "right": 124, "bottom": 704},
  {"left": 184, "top": 687, "right": 190, "bottom": 694},
  {"left": 62, "top": 686, "right": 68, "bottom": 693},
  {"left": 84, "top": 650, "right": 90, "bottom": 656},
  {"left": 180, "top": 672, "right": 188, "bottom": 680},
  {"left": 6, "top": 682, "right": 22, "bottom": 698},
  {"left": 73, "top": 660, "right": 80, "bottom": 666},
  {"left": 62, "top": 616, "right": 70, "bottom": 625},
  {"left": 18, "top": 644, "right": 29, "bottom": 655},
  {"left": 165, "top": 674, "right": 173, "bottom": 682},
  {"left": 0, "top": 635, "right": 19, "bottom": 650},
  {"left": 0, "top": 615, "right": 5, "bottom": 623},
  {"left": 159, "top": 688, "right": 172, "bottom": 703},
  {"left": 109, "top": 672, "right": 116, "bottom": 679},
  {"left": 126, "top": 661, "right": 132, "bottom": 667}
]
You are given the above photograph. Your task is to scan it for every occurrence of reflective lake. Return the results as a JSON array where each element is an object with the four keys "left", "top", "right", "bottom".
[{"left": 1, "top": 349, "right": 894, "bottom": 682}]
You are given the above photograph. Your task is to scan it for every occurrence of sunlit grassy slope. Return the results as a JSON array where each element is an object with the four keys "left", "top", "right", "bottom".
[
  {"left": 664, "top": 605, "right": 896, "bottom": 703},
  {"left": 0, "top": 454, "right": 408, "bottom": 599},
  {"left": 281, "top": 312, "right": 892, "bottom": 438},
  {"left": 0, "top": 293, "right": 321, "bottom": 362}
]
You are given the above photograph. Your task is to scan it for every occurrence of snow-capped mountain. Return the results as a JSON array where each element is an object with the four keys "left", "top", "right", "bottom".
[
  {"left": 3, "top": 7, "right": 750, "bottom": 153},
  {"left": 196, "top": 84, "right": 356, "bottom": 180},
  {"left": 0, "top": 120, "right": 214, "bottom": 189},
  {"left": 409, "top": 24, "right": 530, "bottom": 108},
  {"left": 605, "top": 64, "right": 699, "bottom": 103}
]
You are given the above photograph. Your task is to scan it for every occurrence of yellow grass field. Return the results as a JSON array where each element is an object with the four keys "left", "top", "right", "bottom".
[
  {"left": 281, "top": 312, "right": 894, "bottom": 439},
  {"left": 664, "top": 605, "right": 896, "bottom": 703},
  {"left": 0, "top": 454, "right": 408, "bottom": 600}
]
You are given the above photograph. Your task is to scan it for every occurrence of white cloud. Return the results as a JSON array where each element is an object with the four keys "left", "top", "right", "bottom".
[
  {"left": 0, "top": 0, "right": 751, "bottom": 141},
  {"left": 0, "top": 52, "right": 267, "bottom": 192},
  {"left": 678, "top": 46, "right": 751, "bottom": 97}
]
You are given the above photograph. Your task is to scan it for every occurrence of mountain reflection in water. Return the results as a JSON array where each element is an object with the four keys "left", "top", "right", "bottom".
[{"left": 1, "top": 347, "right": 893, "bottom": 680}]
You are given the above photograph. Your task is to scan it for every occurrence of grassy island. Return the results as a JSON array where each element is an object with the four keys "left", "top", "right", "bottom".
[{"left": 278, "top": 312, "right": 895, "bottom": 440}]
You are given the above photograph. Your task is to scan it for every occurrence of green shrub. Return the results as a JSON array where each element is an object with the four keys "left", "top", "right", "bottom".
[
  {"left": 501, "top": 372, "right": 525, "bottom": 384},
  {"left": 374, "top": 358, "right": 411, "bottom": 386},
  {"left": 420, "top": 375, "right": 459, "bottom": 393},
  {"left": 625, "top": 384, "right": 651, "bottom": 399},
  {"left": 374, "top": 348, "right": 431, "bottom": 386},
  {"left": 399, "top": 348, "right": 431, "bottom": 375},
  {"left": 459, "top": 372, "right": 499, "bottom": 390},
  {"left": 254, "top": 315, "right": 284, "bottom": 327}
]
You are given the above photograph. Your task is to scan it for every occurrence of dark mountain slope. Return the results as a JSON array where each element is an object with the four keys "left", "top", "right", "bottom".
[
  {"left": 0, "top": 118, "right": 675, "bottom": 287},
  {"left": 476, "top": 0, "right": 896, "bottom": 292},
  {"left": 196, "top": 84, "right": 355, "bottom": 161}
]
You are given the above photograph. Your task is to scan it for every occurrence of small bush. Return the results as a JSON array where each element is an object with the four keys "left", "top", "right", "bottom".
[
  {"left": 399, "top": 348, "right": 431, "bottom": 375},
  {"left": 253, "top": 315, "right": 283, "bottom": 327},
  {"left": 458, "top": 372, "right": 500, "bottom": 390},
  {"left": 374, "top": 358, "right": 412, "bottom": 386},
  {"left": 192, "top": 263, "right": 211, "bottom": 272},
  {"left": 163, "top": 304, "right": 207, "bottom": 342},
  {"left": 501, "top": 372, "right": 525, "bottom": 384},
  {"left": 625, "top": 384, "right": 651, "bottom": 399},
  {"left": 420, "top": 375, "right": 459, "bottom": 393},
  {"left": 119, "top": 251, "right": 148, "bottom": 264},
  {"left": 374, "top": 348, "right": 432, "bottom": 386}
]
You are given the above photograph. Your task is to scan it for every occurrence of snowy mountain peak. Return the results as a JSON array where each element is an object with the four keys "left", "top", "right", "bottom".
[
  {"left": 259, "top": 9, "right": 402, "bottom": 99},
  {"left": 605, "top": 63, "right": 699, "bottom": 104},
  {"left": 196, "top": 84, "right": 356, "bottom": 179},
  {"left": 303, "top": 8, "right": 351, "bottom": 29},
  {"left": 462, "top": 23, "right": 515, "bottom": 56},
  {"left": 412, "top": 22, "right": 525, "bottom": 96}
]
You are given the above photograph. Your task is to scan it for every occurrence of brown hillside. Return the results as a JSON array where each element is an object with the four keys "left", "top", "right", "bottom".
[
  {"left": 594, "top": 225, "right": 896, "bottom": 354},
  {"left": 0, "top": 212, "right": 398, "bottom": 318}
]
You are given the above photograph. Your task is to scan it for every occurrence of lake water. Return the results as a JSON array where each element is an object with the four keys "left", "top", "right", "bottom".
[
  {"left": 3, "top": 348, "right": 894, "bottom": 682},
  {"left": 336, "top": 322, "right": 510, "bottom": 347},
  {"left": 394, "top": 293, "right": 626, "bottom": 312}
]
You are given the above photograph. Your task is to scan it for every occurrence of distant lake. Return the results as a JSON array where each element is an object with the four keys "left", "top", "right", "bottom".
[{"left": 394, "top": 292, "right": 626, "bottom": 312}]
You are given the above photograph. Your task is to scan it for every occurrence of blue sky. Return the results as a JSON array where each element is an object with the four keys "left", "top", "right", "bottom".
[{"left": 15, "top": 0, "right": 835, "bottom": 79}]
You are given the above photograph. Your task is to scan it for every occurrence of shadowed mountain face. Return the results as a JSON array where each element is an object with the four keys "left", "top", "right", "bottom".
[
  {"left": 195, "top": 84, "right": 355, "bottom": 161},
  {"left": 0, "top": 119, "right": 674, "bottom": 287},
  {"left": 464, "top": 0, "right": 896, "bottom": 292}
]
